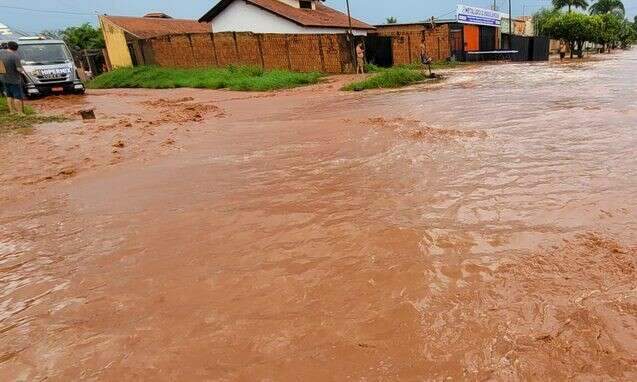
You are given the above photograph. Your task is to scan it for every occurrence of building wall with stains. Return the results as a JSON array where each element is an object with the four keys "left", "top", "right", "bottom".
[
  {"left": 374, "top": 24, "right": 452, "bottom": 63},
  {"left": 100, "top": 17, "right": 133, "bottom": 68},
  {"left": 139, "top": 32, "right": 355, "bottom": 74}
]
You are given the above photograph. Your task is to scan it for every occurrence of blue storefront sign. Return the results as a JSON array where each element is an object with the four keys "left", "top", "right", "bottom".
[{"left": 457, "top": 5, "right": 501, "bottom": 27}]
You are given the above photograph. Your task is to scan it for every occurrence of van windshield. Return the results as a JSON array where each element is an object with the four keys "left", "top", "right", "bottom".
[{"left": 19, "top": 43, "right": 72, "bottom": 65}]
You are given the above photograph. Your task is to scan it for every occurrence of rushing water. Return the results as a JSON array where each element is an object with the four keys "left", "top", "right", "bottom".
[{"left": 1, "top": 51, "right": 636, "bottom": 380}]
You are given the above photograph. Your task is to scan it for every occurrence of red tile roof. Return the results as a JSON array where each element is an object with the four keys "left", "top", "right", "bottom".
[
  {"left": 199, "top": 0, "right": 375, "bottom": 30},
  {"left": 101, "top": 15, "right": 211, "bottom": 39}
]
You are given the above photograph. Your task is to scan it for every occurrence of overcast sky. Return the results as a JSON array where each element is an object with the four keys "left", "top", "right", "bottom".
[{"left": 2, "top": 0, "right": 636, "bottom": 35}]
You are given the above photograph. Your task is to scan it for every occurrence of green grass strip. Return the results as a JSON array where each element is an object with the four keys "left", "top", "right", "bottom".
[
  {"left": 342, "top": 67, "right": 426, "bottom": 91},
  {"left": 88, "top": 65, "right": 323, "bottom": 92},
  {"left": 1, "top": 97, "right": 66, "bottom": 134}
]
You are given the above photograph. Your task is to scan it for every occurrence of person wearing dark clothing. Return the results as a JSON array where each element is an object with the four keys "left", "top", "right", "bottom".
[
  {"left": 0, "top": 42, "right": 7, "bottom": 97},
  {"left": 0, "top": 41, "right": 25, "bottom": 114}
]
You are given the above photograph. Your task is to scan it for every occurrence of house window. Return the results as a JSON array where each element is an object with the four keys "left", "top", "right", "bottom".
[{"left": 299, "top": 1, "right": 312, "bottom": 9}]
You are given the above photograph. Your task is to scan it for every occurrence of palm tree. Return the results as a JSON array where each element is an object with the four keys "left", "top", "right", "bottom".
[
  {"left": 386, "top": 17, "right": 398, "bottom": 24},
  {"left": 589, "top": 0, "right": 625, "bottom": 16},
  {"left": 552, "top": 0, "right": 589, "bottom": 12}
]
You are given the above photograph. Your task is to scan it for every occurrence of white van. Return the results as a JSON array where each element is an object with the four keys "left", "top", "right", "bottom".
[{"left": 18, "top": 37, "right": 85, "bottom": 97}]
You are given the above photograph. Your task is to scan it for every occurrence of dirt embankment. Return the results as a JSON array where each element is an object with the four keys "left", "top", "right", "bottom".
[{"left": 0, "top": 93, "right": 226, "bottom": 203}]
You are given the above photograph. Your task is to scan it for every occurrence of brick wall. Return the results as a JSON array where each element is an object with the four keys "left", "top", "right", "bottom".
[
  {"left": 375, "top": 24, "right": 426, "bottom": 34},
  {"left": 213, "top": 33, "right": 239, "bottom": 67},
  {"left": 374, "top": 24, "right": 452, "bottom": 64},
  {"left": 259, "top": 34, "right": 290, "bottom": 70},
  {"left": 190, "top": 34, "right": 216, "bottom": 67},
  {"left": 140, "top": 32, "right": 354, "bottom": 74}
]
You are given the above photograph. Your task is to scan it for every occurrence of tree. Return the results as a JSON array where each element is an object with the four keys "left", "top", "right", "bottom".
[
  {"left": 386, "top": 17, "right": 398, "bottom": 24},
  {"left": 552, "top": 0, "right": 589, "bottom": 12},
  {"left": 589, "top": 0, "right": 625, "bottom": 17},
  {"left": 534, "top": 8, "right": 562, "bottom": 36},
  {"left": 618, "top": 19, "right": 637, "bottom": 48},
  {"left": 596, "top": 13, "right": 623, "bottom": 51},
  {"left": 544, "top": 12, "right": 601, "bottom": 57},
  {"left": 53, "top": 23, "right": 105, "bottom": 51}
]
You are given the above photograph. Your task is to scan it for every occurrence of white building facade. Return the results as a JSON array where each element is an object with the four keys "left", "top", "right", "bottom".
[{"left": 199, "top": 0, "right": 374, "bottom": 36}]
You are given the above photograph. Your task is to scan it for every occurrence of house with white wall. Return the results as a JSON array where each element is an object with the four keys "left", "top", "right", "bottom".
[{"left": 199, "top": 0, "right": 374, "bottom": 35}]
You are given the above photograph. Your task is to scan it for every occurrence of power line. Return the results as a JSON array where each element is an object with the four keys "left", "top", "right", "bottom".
[
  {"left": 0, "top": 5, "right": 96, "bottom": 16},
  {"left": 436, "top": 9, "right": 457, "bottom": 19}
]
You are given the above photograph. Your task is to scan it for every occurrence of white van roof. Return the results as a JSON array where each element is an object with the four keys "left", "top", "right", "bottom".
[{"left": 18, "top": 37, "right": 66, "bottom": 45}]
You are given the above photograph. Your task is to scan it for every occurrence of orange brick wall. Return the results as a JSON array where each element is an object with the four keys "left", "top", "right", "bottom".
[
  {"left": 374, "top": 24, "right": 452, "bottom": 64},
  {"left": 235, "top": 33, "right": 262, "bottom": 67},
  {"left": 288, "top": 34, "right": 322, "bottom": 72},
  {"left": 142, "top": 32, "right": 354, "bottom": 74},
  {"left": 260, "top": 34, "right": 290, "bottom": 70},
  {"left": 149, "top": 37, "right": 176, "bottom": 67},
  {"left": 213, "top": 33, "right": 239, "bottom": 67},
  {"left": 375, "top": 24, "right": 426, "bottom": 34},
  {"left": 320, "top": 34, "right": 345, "bottom": 74},
  {"left": 170, "top": 35, "right": 196, "bottom": 68},
  {"left": 390, "top": 34, "right": 411, "bottom": 65},
  {"left": 425, "top": 24, "right": 451, "bottom": 61},
  {"left": 190, "top": 34, "right": 216, "bottom": 67}
]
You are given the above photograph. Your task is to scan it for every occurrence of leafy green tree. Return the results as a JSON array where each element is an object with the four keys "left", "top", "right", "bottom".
[
  {"left": 618, "top": 19, "right": 637, "bottom": 48},
  {"left": 589, "top": 0, "right": 625, "bottom": 16},
  {"left": 534, "top": 8, "right": 562, "bottom": 36},
  {"left": 544, "top": 12, "right": 601, "bottom": 57},
  {"left": 386, "top": 17, "right": 398, "bottom": 24},
  {"left": 60, "top": 23, "right": 105, "bottom": 51},
  {"left": 552, "top": 0, "right": 589, "bottom": 12},
  {"left": 596, "top": 13, "right": 623, "bottom": 51}
]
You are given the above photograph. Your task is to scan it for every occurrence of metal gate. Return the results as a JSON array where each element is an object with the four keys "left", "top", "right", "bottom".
[
  {"left": 479, "top": 26, "right": 496, "bottom": 51},
  {"left": 364, "top": 35, "right": 393, "bottom": 68},
  {"left": 531, "top": 37, "right": 549, "bottom": 61},
  {"left": 450, "top": 29, "right": 463, "bottom": 60}
]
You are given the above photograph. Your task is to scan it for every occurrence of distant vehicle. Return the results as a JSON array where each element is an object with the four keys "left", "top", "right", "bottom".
[{"left": 17, "top": 37, "right": 85, "bottom": 97}]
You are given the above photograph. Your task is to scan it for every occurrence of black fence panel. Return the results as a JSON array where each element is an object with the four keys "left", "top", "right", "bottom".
[
  {"left": 364, "top": 35, "right": 393, "bottom": 68},
  {"left": 501, "top": 34, "right": 549, "bottom": 61},
  {"left": 479, "top": 26, "right": 496, "bottom": 51},
  {"left": 531, "top": 36, "right": 550, "bottom": 61},
  {"left": 502, "top": 34, "right": 530, "bottom": 61}
]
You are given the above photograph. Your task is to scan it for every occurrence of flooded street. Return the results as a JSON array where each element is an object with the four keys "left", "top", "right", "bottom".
[{"left": 2, "top": 51, "right": 637, "bottom": 380}]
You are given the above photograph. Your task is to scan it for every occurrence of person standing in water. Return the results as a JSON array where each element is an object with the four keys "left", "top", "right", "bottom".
[
  {"left": 356, "top": 42, "right": 365, "bottom": 74},
  {"left": 1, "top": 41, "right": 26, "bottom": 115},
  {"left": 420, "top": 40, "right": 433, "bottom": 77},
  {"left": 559, "top": 41, "right": 567, "bottom": 61}
]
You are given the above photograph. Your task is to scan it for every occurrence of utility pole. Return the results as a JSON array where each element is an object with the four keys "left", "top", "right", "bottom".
[
  {"left": 493, "top": 0, "right": 497, "bottom": 11},
  {"left": 345, "top": 0, "right": 355, "bottom": 71},
  {"left": 508, "top": 0, "right": 513, "bottom": 49},
  {"left": 345, "top": 0, "right": 353, "bottom": 35}
]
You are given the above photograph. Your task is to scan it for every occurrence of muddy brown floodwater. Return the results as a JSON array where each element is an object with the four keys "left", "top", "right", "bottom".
[{"left": 2, "top": 52, "right": 637, "bottom": 381}]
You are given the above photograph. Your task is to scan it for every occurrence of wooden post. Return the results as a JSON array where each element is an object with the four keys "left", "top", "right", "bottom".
[
  {"left": 209, "top": 33, "right": 219, "bottom": 67},
  {"left": 256, "top": 34, "right": 265, "bottom": 69},
  {"left": 317, "top": 35, "right": 326, "bottom": 73},
  {"left": 285, "top": 35, "right": 292, "bottom": 70},
  {"left": 232, "top": 32, "right": 240, "bottom": 63}
]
